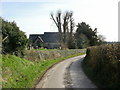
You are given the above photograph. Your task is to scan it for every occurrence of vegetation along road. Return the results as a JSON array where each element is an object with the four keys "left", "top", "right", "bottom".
[{"left": 36, "top": 55, "right": 97, "bottom": 88}]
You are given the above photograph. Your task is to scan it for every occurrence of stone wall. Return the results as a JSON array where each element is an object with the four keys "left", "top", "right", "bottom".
[{"left": 24, "top": 49, "right": 86, "bottom": 61}]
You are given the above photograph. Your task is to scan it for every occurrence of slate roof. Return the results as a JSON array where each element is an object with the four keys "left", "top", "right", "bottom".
[
  {"left": 34, "top": 36, "right": 44, "bottom": 43},
  {"left": 29, "top": 32, "right": 60, "bottom": 43},
  {"left": 43, "top": 32, "right": 60, "bottom": 43},
  {"left": 29, "top": 34, "right": 44, "bottom": 43}
]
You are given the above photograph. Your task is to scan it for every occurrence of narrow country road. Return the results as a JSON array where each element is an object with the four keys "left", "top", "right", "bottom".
[{"left": 36, "top": 55, "right": 97, "bottom": 88}]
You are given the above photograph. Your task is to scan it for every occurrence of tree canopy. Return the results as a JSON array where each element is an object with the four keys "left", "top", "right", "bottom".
[
  {"left": 50, "top": 10, "right": 105, "bottom": 49},
  {"left": 75, "top": 22, "right": 104, "bottom": 48},
  {"left": 1, "top": 17, "right": 28, "bottom": 54}
]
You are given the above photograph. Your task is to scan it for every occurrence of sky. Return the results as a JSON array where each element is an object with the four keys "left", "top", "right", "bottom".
[{"left": 1, "top": 0, "right": 119, "bottom": 41}]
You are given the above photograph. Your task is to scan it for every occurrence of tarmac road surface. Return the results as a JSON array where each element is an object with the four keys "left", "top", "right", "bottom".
[{"left": 36, "top": 55, "right": 97, "bottom": 88}]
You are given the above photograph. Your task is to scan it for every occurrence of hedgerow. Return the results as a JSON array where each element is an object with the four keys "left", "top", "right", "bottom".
[{"left": 82, "top": 43, "right": 120, "bottom": 88}]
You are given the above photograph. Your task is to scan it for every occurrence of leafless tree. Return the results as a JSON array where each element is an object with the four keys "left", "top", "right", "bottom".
[{"left": 50, "top": 10, "right": 75, "bottom": 49}]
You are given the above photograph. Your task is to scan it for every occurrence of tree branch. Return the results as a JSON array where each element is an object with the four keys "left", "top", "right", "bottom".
[{"left": 50, "top": 14, "right": 59, "bottom": 28}]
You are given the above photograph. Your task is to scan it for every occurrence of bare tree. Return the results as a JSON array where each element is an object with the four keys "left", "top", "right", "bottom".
[
  {"left": 50, "top": 10, "right": 62, "bottom": 34},
  {"left": 50, "top": 10, "right": 63, "bottom": 48},
  {"left": 68, "top": 11, "right": 75, "bottom": 48},
  {"left": 50, "top": 10, "right": 75, "bottom": 49},
  {"left": 63, "top": 11, "right": 70, "bottom": 46}
]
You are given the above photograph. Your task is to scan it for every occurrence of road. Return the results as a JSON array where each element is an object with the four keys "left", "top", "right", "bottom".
[{"left": 36, "top": 55, "right": 97, "bottom": 88}]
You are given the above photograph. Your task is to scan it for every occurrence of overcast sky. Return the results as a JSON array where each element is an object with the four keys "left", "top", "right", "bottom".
[{"left": 1, "top": 0, "right": 119, "bottom": 41}]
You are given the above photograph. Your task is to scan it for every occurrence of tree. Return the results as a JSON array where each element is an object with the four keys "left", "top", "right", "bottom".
[
  {"left": 97, "top": 34, "right": 106, "bottom": 45},
  {"left": 75, "top": 22, "right": 99, "bottom": 48},
  {"left": 2, "top": 18, "right": 28, "bottom": 55},
  {"left": 50, "top": 10, "right": 75, "bottom": 49},
  {"left": 76, "top": 33, "right": 90, "bottom": 49},
  {"left": 67, "top": 11, "right": 75, "bottom": 49}
]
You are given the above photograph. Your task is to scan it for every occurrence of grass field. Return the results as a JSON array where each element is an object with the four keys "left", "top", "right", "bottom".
[{"left": 2, "top": 52, "right": 85, "bottom": 88}]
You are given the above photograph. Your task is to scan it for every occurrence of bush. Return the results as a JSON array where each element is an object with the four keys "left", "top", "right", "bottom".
[
  {"left": 83, "top": 43, "right": 120, "bottom": 88},
  {"left": 1, "top": 17, "right": 28, "bottom": 54}
]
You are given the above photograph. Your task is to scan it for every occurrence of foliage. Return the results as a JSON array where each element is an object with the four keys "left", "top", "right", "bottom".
[
  {"left": 76, "top": 33, "right": 90, "bottom": 49},
  {"left": 67, "top": 38, "right": 76, "bottom": 49},
  {"left": 1, "top": 17, "right": 28, "bottom": 54},
  {"left": 75, "top": 22, "right": 103, "bottom": 48},
  {"left": 82, "top": 43, "right": 120, "bottom": 88},
  {"left": 97, "top": 34, "right": 106, "bottom": 45},
  {"left": 51, "top": 11, "right": 105, "bottom": 49},
  {"left": 0, "top": 54, "right": 2, "bottom": 88},
  {"left": 2, "top": 53, "right": 85, "bottom": 88}
]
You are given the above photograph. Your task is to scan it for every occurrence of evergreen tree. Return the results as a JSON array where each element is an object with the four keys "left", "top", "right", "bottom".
[
  {"left": 1, "top": 17, "right": 28, "bottom": 54},
  {"left": 75, "top": 22, "right": 99, "bottom": 48}
]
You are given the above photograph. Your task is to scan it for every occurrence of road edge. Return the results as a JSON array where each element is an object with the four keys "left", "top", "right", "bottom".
[{"left": 34, "top": 53, "right": 86, "bottom": 88}]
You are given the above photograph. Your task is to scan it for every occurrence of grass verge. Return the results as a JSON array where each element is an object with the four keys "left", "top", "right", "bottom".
[
  {"left": 2, "top": 53, "right": 85, "bottom": 88},
  {"left": 0, "top": 55, "right": 2, "bottom": 89}
]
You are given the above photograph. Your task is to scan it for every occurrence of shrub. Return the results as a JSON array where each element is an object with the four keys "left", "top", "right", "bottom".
[
  {"left": 2, "top": 18, "right": 28, "bottom": 54},
  {"left": 83, "top": 43, "right": 120, "bottom": 88}
]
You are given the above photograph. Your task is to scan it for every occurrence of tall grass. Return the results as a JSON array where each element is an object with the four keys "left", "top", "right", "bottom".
[{"left": 82, "top": 44, "right": 120, "bottom": 88}]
